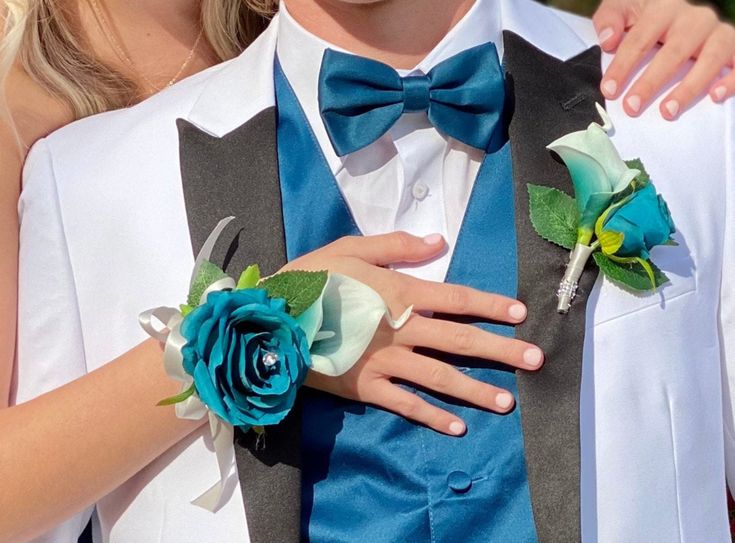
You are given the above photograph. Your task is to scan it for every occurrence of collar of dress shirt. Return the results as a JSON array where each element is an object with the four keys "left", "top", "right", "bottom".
[{"left": 276, "top": 0, "right": 503, "bottom": 175}]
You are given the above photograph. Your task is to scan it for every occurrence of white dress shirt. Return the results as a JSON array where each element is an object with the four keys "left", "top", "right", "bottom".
[{"left": 277, "top": 0, "right": 503, "bottom": 281}]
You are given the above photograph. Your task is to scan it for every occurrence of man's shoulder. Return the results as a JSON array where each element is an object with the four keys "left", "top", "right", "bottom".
[
  {"left": 37, "top": 16, "right": 279, "bottom": 174},
  {"left": 40, "top": 59, "right": 232, "bottom": 159},
  {"left": 499, "top": 0, "right": 598, "bottom": 61},
  {"left": 545, "top": 6, "right": 598, "bottom": 49}
]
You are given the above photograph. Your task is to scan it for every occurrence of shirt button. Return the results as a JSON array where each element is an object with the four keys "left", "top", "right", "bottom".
[
  {"left": 447, "top": 470, "right": 473, "bottom": 493},
  {"left": 411, "top": 182, "right": 429, "bottom": 201}
]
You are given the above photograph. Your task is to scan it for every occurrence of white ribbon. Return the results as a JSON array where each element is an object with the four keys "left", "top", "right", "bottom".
[
  {"left": 191, "top": 412, "right": 236, "bottom": 511},
  {"left": 190, "top": 217, "right": 235, "bottom": 287},
  {"left": 140, "top": 217, "right": 240, "bottom": 511}
]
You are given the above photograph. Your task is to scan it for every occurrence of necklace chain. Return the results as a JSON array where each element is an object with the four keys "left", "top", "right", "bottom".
[{"left": 87, "top": 0, "right": 204, "bottom": 93}]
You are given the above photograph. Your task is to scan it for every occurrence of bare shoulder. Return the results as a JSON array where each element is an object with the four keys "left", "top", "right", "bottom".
[
  {"left": 5, "top": 64, "right": 74, "bottom": 152},
  {"left": 0, "top": 58, "right": 71, "bottom": 195},
  {"left": 0, "top": 90, "right": 32, "bottom": 405},
  {"left": 0, "top": 122, "right": 21, "bottom": 256}
]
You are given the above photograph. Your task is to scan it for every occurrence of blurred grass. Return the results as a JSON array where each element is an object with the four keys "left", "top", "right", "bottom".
[{"left": 543, "top": 0, "right": 734, "bottom": 21}]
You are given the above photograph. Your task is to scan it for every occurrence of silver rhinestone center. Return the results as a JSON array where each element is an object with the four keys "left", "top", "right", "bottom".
[{"left": 262, "top": 351, "right": 279, "bottom": 368}]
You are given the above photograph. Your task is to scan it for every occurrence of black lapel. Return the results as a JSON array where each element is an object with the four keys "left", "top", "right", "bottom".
[
  {"left": 178, "top": 108, "right": 301, "bottom": 543},
  {"left": 503, "top": 31, "right": 603, "bottom": 543}
]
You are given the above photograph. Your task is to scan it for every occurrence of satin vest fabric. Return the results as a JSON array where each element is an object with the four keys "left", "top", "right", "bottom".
[{"left": 274, "top": 58, "right": 537, "bottom": 542}]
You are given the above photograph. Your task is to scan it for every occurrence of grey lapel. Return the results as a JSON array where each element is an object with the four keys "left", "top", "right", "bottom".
[
  {"left": 503, "top": 31, "right": 604, "bottom": 543},
  {"left": 178, "top": 108, "right": 302, "bottom": 543}
]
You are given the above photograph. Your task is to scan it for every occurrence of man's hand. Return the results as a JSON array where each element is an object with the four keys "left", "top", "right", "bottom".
[{"left": 283, "top": 232, "right": 544, "bottom": 436}]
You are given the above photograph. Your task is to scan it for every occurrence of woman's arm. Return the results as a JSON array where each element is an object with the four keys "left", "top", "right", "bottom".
[
  {"left": 0, "top": 64, "right": 79, "bottom": 405},
  {"left": 0, "top": 339, "right": 201, "bottom": 542},
  {"left": 0, "top": 129, "right": 206, "bottom": 541},
  {"left": 0, "top": 122, "right": 21, "bottom": 406},
  {"left": 0, "top": 123, "right": 203, "bottom": 541}
]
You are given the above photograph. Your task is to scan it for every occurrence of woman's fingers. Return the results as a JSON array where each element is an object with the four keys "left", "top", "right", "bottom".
[
  {"left": 592, "top": 0, "right": 629, "bottom": 52},
  {"left": 397, "top": 315, "right": 544, "bottom": 371},
  {"left": 401, "top": 278, "right": 527, "bottom": 324},
  {"left": 387, "top": 351, "right": 516, "bottom": 414},
  {"left": 660, "top": 25, "right": 735, "bottom": 119},
  {"left": 598, "top": 0, "right": 735, "bottom": 117},
  {"left": 601, "top": 6, "right": 673, "bottom": 102},
  {"left": 622, "top": 7, "right": 721, "bottom": 117},
  {"left": 366, "top": 381, "right": 468, "bottom": 436},
  {"left": 323, "top": 231, "right": 446, "bottom": 266},
  {"left": 711, "top": 64, "right": 735, "bottom": 103},
  {"left": 307, "top": 362, "right": 470, "bottom": 437}
]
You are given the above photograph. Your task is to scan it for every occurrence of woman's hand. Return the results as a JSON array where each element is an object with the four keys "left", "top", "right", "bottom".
[
  {"left": 593, "top": 0, "right": 735, "bottom": 119},
  {"left": 283, "top": 232, "right": 544, "bottom": 436}
]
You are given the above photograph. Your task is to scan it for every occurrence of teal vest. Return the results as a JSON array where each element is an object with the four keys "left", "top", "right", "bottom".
[{"left": 274, "top": 58, "right": 536, "bottom": 542}]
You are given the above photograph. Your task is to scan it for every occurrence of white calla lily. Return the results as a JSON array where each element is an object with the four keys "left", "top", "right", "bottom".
[
  {"left": 546, "top": 103, "right": 640, "bottom": 240},
  {"left": 297, "top": 273, "right": 412, "bottom": 376}
]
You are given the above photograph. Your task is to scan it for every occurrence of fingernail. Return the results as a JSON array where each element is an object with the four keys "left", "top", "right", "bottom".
[
  {"left": 664, "top": 100, "right": 680, "bottom": 119},
  {"left": 626, "top": 95, "right": 642, "bottom": 114},
  {"left": 523, "top": 348, "right": 544, "bottom": 368},
  {"left": 449, "top": 421, "right": 466, "bottom": 435},
  {"left": 508, "top": 303, "right": 527, "bottom": 321},
  {"left": 496, "top": 392, "right": 514, "bottom": 410},
  {"left": 422, "top": 233, "right": 443, "bottom": 245},
  {"left": 602, "top": 79, "right": 618, "bottom": 97},
  {"left": 598, "top": 27, "right": 615, "bottom": 44},
  {"left": 713, "top": 86, "right": 727, "bottom": 103}
]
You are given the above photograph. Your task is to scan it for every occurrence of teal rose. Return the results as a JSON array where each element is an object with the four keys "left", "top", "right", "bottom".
[
  {"left": 180, "top": 289, "right": 311, "bottom": 428},
  {"left": 601, "top": 183, "right": 676, "bottom": 260}
]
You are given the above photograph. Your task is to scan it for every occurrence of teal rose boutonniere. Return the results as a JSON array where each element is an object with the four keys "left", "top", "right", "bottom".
[
  {"left": 139, "top": 217, "right": 411, "bottom": 510},
  {"left": 528, "top": 104, "right": 677, "bottom": 313}
]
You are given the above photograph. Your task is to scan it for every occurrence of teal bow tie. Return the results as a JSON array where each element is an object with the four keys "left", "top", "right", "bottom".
[{"left": 318, "top": 42, "right": 505, "bottom": 157}]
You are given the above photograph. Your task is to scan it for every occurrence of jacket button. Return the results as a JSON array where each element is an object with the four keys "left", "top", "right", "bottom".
[{"left": 447, "top": 470, "right": 472, "bottom": 493}]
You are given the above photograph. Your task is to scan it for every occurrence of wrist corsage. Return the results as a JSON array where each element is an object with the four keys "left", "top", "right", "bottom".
[
  {"left": 528, "top": 104, "right": 676, "bottom": 314},
  {"left": 139, "top": 217, "right": 411, "bottom": 510}
]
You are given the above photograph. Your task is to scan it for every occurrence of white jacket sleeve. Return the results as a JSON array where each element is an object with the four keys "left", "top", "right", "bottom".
[
  {"left": 15, "top": 138, "right": 94, "bottom": 542},
  {"left": 720, "top": 102, "right": 735, "bottom": 495}
]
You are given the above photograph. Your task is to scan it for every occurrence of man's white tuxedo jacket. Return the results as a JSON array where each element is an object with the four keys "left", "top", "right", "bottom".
[{"left": 13, "top": 0, "right": 735, "bottom": 541}]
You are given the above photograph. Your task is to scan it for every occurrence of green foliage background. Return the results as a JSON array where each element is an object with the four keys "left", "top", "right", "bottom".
[{"left": 543, "top": 0, "right": 734, "bottom": 21}]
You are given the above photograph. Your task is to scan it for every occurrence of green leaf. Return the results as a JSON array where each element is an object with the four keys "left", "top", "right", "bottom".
[
  {"left": 625, "top": 158, "right": 651, "bottom": 187},
  {"left": 593, "top": 252, "right": 670, "bottom": 292},
  {"left": 527, "top": 184, "right": 579, "bottom": 250},
  {"left": 598, "top": 230, "right": 624, "bottom": 255},
  {"left": 237, "top": 265, "right": 261, "bottom": 290},
  {"left": 259, "top": 270, "right": 328, "bottom": 317},
  {"left": 179, "top": 304, "right": 194, "bottom": 317},
  {"left": 187, "top": 260, "right": 229, "bottom": 307},
  {"left": 634, "top": 257, "right": 657, "bottom": 290},
  {"left": 157, "top": 384, "right": 196, "bottom": 406}
]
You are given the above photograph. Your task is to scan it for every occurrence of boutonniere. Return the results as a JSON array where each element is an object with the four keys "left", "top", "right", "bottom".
[
  {"left": 528, "top": 104, "right": 676, "bottom": 314},
  {"left": 139, "top": 217, "right": 410, "bottom": 510}
]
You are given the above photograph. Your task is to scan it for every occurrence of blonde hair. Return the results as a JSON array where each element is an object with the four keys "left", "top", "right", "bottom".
[{"left": 0, "top": 0, "right": 279, "bottom": 122}]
